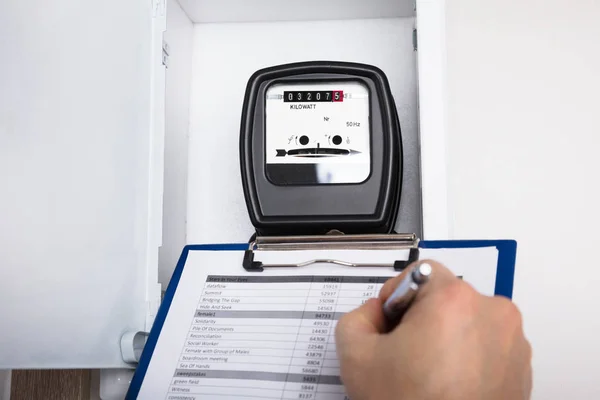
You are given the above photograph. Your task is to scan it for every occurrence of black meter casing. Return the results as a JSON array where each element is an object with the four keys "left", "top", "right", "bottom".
[{"left": 240, "top": 61, "right": 402, "bottom": 236}]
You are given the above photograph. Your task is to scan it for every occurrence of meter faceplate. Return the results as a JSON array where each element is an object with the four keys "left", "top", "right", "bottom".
[
  {"left": 265, "top": 80, "right": 371, "bottom": 185},
  {"left": 240, "top": 61, "right": 402, "bottom": 236}
]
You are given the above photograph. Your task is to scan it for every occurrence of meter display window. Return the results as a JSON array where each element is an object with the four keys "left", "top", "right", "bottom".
[{"left": 265, "top": 81, "right": 370, "bottom": 185}]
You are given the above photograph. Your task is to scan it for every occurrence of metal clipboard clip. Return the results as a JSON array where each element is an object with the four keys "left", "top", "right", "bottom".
[{"left": 243, "top": 233, "right": 420, "bottom": 272}]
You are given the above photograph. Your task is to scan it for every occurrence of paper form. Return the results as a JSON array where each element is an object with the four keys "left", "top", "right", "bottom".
[{"left": 136, "top": 247, "right": 499, "bottom": 400}]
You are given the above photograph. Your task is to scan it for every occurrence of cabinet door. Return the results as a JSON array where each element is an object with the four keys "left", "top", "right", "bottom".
[{"left": 0, "top": 0, "right": 165, "bottom": 368}]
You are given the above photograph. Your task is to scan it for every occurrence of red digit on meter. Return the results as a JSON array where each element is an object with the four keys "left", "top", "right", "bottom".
[{"left": 332, "top": 90, "right": 344, "bottom": 102}]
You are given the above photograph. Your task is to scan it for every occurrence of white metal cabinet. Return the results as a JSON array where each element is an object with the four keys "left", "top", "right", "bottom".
[
  {"left": 0, "top": 0, "right": 165, "bottom": 368},
  {"left": 0, "top": 0, "right": 449, "bottom": 386}
]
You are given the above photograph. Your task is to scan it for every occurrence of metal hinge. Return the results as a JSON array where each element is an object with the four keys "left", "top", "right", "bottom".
[
  {"left": 120, "top": 331, "right": 149, "bottom": 363},
  {"left": 162, "top": 38, "right": 169, "bottom": 68},
  {"left": 413, "top": 28, "right": 418, "bottom": 51}
]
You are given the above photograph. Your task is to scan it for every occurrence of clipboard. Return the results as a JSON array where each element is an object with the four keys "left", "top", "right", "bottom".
[{"left": 126, "top": 235, "right": 517, "bottom": 399}]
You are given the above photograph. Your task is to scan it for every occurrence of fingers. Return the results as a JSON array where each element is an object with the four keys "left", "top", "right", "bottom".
[
  {"left": 335, "top": 298, "right": 386, "bottom": 400},
  {"left": 337, "top": 260, "right": 457, "bottom": 344},
  {"left": 379, "top": 259, "right": 458, "bottom": 304},
  {"left": 335, "top": 297, "right": 386, "bottom": 385},
  {"left": 335, "top": 297, "right": 387, "bottom": 345}
]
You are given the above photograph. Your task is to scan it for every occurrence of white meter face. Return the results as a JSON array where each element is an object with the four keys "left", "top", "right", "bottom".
[{"left": 265, "top": 81, "right": 370, "bottom": 184}]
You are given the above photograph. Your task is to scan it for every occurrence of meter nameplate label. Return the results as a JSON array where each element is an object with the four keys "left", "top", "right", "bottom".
[{"left": 265, "top": 81, "right": 370, "bottom": 184}]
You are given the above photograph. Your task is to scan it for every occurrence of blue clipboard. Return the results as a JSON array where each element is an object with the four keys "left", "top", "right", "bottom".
[{"left": 126, "top": 239, "right": 517, "bottom": 399}]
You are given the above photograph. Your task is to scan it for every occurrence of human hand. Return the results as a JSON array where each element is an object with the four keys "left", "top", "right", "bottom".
[{"left": 335, "top": 260, "right": 532, "bottom": 400}]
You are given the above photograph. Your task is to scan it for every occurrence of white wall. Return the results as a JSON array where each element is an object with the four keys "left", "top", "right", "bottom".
[
  {"left": 446, "top": 0, "right": 600, "bottom": 398},
  {"left": 159, "top": 0, "right": 194, "bottom": 286},
  {"left": 186, "top": 18, "right": 419, "bottom": 244}
]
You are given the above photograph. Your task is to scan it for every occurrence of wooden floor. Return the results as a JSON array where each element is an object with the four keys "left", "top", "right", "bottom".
[{"left": 10, "top": 370, "right": 90, "bottom": 400}]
